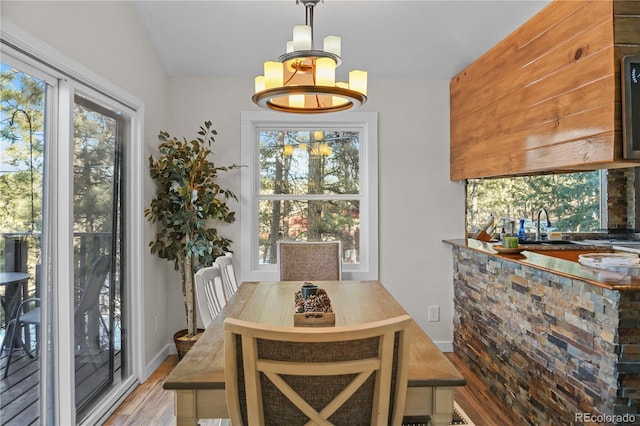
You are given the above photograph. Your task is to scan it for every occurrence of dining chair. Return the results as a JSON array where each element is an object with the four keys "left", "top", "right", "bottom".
[
  {"left": 75, "top": 256, "right": 111, "bottom": 356},
  {"left": 215, "top": 253, "right": 238, "bottom": 301},
  {"left": 194, "top": 263, "right": 226, "bottom": 328},
  {"left": 1, "top": 297, "right": 40, "bottom": 378},
  {"left": 224, "top": 314, "right": 412, "bottom": 426},
  {"left": 278, "top": 240, "right": 342, "bottom": 281}
]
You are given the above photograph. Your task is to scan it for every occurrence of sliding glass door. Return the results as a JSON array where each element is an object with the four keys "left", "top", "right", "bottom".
[
  {"left": 1, "top": 60, "right": 47, "bottom": 425},
  {"left": 72, "top": 95, "right": 127, "bottom": 419},
  {"left": 1, "top": 50, "right": 138, "bottom": 425}
]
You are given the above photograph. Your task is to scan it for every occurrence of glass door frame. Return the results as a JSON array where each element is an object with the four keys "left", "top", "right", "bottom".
[{"left": 1, "top": 21, "right": 146, "bottom": 426}]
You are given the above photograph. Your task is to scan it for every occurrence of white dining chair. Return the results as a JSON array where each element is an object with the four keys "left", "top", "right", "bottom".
[
  {"left": 215, "top": 253, "right": 238, "bottom": 301},
  {"left": 194, "top": 264, "right": 226, "bottom": 329}
]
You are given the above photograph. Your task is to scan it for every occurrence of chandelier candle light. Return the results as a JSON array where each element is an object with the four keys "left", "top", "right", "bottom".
[{"left": 253, "top": 0, "right": 367, "bottom": 113}]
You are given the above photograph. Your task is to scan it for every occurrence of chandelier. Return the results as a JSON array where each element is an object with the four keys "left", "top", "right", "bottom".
[{"left": 252, "top": 0, "right": 367, "bottom": 114}]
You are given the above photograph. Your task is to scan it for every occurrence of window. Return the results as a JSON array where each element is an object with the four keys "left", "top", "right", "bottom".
[
  {"left": 466, "top": 170, "right": 603, "bottom": 235},
  {"left": 241, "top": 112, "right": 378, "bottom": 281}
]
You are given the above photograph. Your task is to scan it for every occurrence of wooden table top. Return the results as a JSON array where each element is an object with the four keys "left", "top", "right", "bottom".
[{"left": 164, "top": 280, "right": 466, "bottom": 390}]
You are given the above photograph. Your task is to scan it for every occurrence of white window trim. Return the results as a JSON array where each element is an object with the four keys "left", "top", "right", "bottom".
[
  {"left": 240, "top": 111, "right": 379, "bottom": 282},
  {"left": 1, "top": 18, "right": 145, "bottom": 426},
  {"left": 599, "top": 169, "right": 608, "bottom": 229}
]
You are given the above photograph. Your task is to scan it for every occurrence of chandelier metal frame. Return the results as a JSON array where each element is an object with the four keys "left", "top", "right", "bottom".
[{"left": 252, "top": 0, "right": 367, "bottom": 114}]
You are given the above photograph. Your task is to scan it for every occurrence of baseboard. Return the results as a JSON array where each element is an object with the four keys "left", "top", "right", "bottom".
[{"left": 144, "top": 343, "right": 172, "bottom": 381}]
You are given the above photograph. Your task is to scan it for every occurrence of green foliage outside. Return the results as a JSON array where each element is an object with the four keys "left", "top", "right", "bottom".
[
  {"left": 257, "top": 130, "right": 360, "bottom": 264},
  {"left": 1, "top": 64, "right": 118, "bottom": 249},
  {"left": 2, "top": 64, "right": 123, "bottom": 326},
  {"left": 1, "top": 65, "right": 44, "bottom": 233},
  {"left": 73, "top": 102, "right": 117, "bottom": 235},
  {"left": 1, "top": 65, "right": 45, "bottom": 326},
  {"left": 467, "top": 171, "right": 601, "bottom": 235}
]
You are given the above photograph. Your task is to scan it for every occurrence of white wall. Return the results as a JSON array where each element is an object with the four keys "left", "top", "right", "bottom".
[
  {"left": 164, "top": 77, "right": 250, "bottom": 333},
  {"left": 3, "top": 1, "right": 465, "bottom": 367},
  {"left": 369, "top": 79, "right": 465, "bottom": 346},
  {"left": 2, "top": 1, "right": 171, "bottom": 371},
  {"left": 166, "top": 77, "right": 465, "bottom": 347}
]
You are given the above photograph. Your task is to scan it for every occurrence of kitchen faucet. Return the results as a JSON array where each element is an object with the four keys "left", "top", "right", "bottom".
[{"left": 536, "top": 207, "right": 551, "bottom": 241}]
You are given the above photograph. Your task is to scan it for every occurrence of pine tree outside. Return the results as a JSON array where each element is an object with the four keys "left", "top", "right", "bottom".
[
  {"left": 466, "top": 171, "right": 602, "bottom": 236},
  {"left": 258, "top": 129, "right": 361, "bottom": 265}
]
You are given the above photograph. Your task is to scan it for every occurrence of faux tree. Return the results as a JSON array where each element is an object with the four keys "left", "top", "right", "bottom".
[{"left": 144, "top": 121, "right": 240, "bottom": 338}]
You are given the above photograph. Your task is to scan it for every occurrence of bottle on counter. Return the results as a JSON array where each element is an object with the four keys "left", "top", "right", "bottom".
[{"left": 517, "top": 218, "right": 526, "bottom": 241}]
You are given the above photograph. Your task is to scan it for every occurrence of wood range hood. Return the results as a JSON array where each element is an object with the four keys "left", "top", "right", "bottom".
[{"left": 450, "top": 0, "right": 640, "bottom": 181}]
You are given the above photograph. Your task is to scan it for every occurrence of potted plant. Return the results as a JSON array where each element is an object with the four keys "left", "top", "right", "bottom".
[{"left": 144, "top": 120, "right": 240, "bottom": 356}]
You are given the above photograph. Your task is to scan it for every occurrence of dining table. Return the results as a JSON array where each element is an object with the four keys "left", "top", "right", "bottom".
[
  {"left": 163, "top": 280, "right": 466, "bottom": 426},
  {"left": 0, "top": 271, "right": 30, "bottom": 350},
  {"left": 0, "top": 272, "right": 30, "bottom": 319}
]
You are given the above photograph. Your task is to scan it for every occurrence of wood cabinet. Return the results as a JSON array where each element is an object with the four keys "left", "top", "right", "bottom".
[{"left": 450, "top": 0, "right": 640, "bottom": 180}]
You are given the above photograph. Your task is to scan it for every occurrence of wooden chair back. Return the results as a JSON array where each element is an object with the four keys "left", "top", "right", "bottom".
[
  {"left": 75, "top": 256, "right": 111, "bottom": 319},
  {"left": 215, "top": 253, "right": 238, "bottom": 300},
  {"left": 194, "top": 264, "right": 225, "bottom": 328},
  {"left": 224, "top": 314, "right": 412, "bottom": 426},
  {"left": 278, "top": 241, "right": 342, "bottom": 281},
  {"left": 74, "top": 256, "right": 111, "bottom": 355}
]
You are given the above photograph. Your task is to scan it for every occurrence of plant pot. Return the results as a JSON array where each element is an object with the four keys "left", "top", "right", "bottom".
[{"left": 173, "top": 328, "right": 205, "bottom": 360}]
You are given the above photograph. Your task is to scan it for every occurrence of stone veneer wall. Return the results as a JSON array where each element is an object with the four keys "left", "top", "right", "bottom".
[
  {"left": 607, "top": 169, "right": 629, "bottom": 231},
  {"left": 606, "top": 167, "right": 639, "bottom": 232},
  {"left": 452, "top": 246, "right": 640, "bottom": 425}
]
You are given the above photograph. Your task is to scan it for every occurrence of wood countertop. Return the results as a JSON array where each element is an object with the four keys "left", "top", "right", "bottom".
[{"left": 444, "top": 239, "right": 640, "bottom": 291}]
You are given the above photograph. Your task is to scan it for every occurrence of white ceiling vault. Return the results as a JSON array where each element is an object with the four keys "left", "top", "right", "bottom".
[{"left": 132, "top": 0, "right": 551, "bottom": 80}]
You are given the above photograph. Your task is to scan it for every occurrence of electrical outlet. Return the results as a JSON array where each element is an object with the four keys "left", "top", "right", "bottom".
[{"left": 428, "top": 305, "right": 440, "bottom": 322}]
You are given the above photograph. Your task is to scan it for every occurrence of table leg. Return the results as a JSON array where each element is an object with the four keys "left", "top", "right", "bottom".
[
  {"left": 175, "top": 390, "right": 198, "bottom": 426},
  {"left": 429, "top": 387, "right": 455, "bottom": 426},
  {"left": 20, "top": 279, "right": 31, "bottom": 348},
  {"left": 1, "top": 282, "right": 24, "bottom": 351}
]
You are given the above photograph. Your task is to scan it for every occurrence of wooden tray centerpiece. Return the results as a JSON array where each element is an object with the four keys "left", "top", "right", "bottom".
[{"left": 294, "top": 283, "right": 335, "bottom": 327}]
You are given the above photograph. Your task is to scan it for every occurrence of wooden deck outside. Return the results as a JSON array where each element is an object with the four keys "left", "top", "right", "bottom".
[
  {"left": 0, "top": 349, "right": 121, "bottom": 426},
  {"left": 0, "top": 350, "right": 39, "bottom": 426}
]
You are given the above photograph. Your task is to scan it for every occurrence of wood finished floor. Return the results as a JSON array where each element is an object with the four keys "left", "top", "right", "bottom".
[
  {"left": 445, "top": 353, "right": 518, "bottom": 426},
  {"left": 104, "top": 353, "right": 518, "bottom": 426}
]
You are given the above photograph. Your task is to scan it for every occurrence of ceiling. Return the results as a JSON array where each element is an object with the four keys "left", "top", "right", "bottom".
[{"left": 132, "top": 0, "right": 551, "bottom": 80}]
